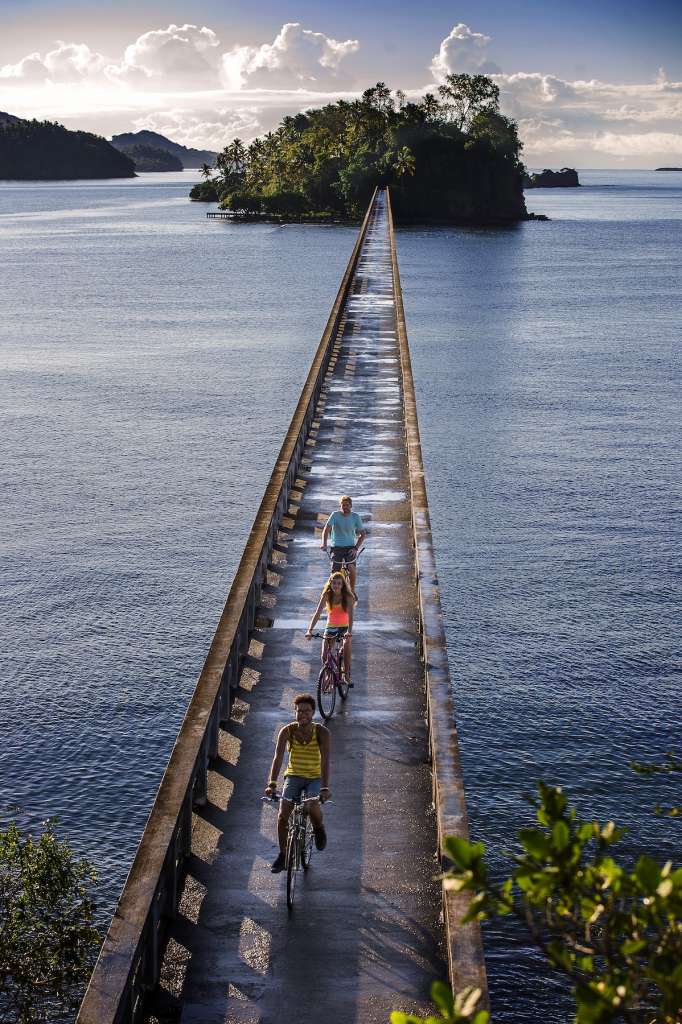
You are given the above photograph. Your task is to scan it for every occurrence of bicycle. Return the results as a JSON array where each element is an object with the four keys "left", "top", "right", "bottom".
[
  {"left": 325, "top": 545, "right": 364, "bottom": 596},
  {"left": 263, "top": 791, "right": 328, "bottom": 912},
  {"left": 311, "top": 630, "right": 350, "bottom": 720}
]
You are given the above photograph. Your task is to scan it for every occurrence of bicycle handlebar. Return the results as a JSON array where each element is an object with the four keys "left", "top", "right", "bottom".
[
  {"left": 325, "top": 545, "right": 364, "bottom": 564},
  {"left": 309, "top": 631, "right": 350, "bottom": 640},
  {"left": 261, "top": 793, "right": 333, "bottom": 805}
]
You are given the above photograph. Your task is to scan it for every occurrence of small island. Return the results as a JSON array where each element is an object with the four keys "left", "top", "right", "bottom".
[
  {"left": 655, "top": 167, "right": 682, "bottom": 171},
  {"left": 524, "top": 167, "right": 580, "bottom": 188},
  {"left": 191, "top": 75, "right": 529, "bottom": 225},
  {"left": 0, "top": 116, "right": 135, "bottom": 180}
]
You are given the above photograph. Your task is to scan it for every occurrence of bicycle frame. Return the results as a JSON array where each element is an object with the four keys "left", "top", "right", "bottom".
[
  {"left": 323, "top": 633, "right": 345, "bottom": 678},
  {"left": 312, "top": 630, "right": 349, "bottom": 720},
  {"left": 262, "top": 792, "right": 316, "bottom": 911}
]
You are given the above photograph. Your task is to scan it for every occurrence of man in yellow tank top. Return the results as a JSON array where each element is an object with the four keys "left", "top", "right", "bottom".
[{"left": 265, "top": 693, "right": 331, "bottom": 873}]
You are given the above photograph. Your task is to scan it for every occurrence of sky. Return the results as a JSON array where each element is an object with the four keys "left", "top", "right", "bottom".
[{"left": 1, "top": 0, "right": 681, "bottom": 167}]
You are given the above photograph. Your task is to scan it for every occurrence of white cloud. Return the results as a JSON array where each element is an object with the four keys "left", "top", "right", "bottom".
[
  {"left": 0, "top": 21, "right": 360, "bottom": 97},
  {"left": 106, "top": 24, "right": 221, "bottom": 88},
  {"left": 430, "top": 23, "right": 500, "bottom": 79},
  {"left": 131, "top": 107, "right": 263, "bottom": 150},
  {"left": 0, "top": 41, "right": 107, "bottom": 84},
  {"left": 496, "top": 70, "right": 682, "bottom": 160},
  {"left": 221, "top": 22, "right": 359, "bottom": 91},
  {"left": 427, "top": 24, "right": 682, "bottom": 164}
]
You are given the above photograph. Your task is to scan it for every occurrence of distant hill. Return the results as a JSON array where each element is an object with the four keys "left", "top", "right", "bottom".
[
  {"left": 111, "top": 130, "right": 216, "bottom": 168},
  {"left": 0, "top": 119, "right": 135, "bottom": 180},
  {"left": 0, "top": 111, "right": 24, "bottom": 125},
  {"left": 113, "top": 142, "right": 183, "bottom": 172},
  {"left": 655, "top": 167, "right": 682, "bottom": 171}
]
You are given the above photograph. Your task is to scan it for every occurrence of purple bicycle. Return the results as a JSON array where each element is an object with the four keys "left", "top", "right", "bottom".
[{"left": 311, "top": 630, "right": 349, "bottom": 719}]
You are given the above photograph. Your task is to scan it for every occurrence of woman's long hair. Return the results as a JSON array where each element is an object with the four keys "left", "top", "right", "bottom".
[{"left": 323, "top": 571, "right": 352, "bottom": 612}]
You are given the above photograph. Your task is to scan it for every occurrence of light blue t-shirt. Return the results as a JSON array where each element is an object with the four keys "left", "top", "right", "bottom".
[{"left": 326, "top": 510, "right": 363, "bottom": 547}]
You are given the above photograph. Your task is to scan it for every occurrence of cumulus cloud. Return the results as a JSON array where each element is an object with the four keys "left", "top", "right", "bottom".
[
  {"left": 430, "top": 23, "right": 501, "bottom": 79},
  {"left": 503, "top": 72, "right": 682, "bottom": 161},
  {"left": 107, "top": 24, "right": 221, "bottom": 88},
  {"left": 427, "top": 24, "right": 682, "bottom": 164},
  {"left": 0, "top": 41, "right": 107, "bottom": 83},
  {"left": 0, "top": 21, "right": 360, "bottom": 97},
  {"left": 221, "top": 22, "right": 359, "bottom": 91}
]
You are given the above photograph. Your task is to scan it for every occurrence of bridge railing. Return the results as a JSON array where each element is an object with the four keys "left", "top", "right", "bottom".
[
  {"left": 385, "top": 189, "right": 489, "bottom": 1005},
  {"left": 77, "top": 188, "right": 379, "bottom": 1024}
]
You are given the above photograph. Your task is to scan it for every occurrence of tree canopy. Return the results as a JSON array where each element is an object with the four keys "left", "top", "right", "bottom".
[
  {"left": 0, "top": 120, "right": 135, "bottom": 180},
  {"left": 191, "top": 75, "right": 527, "bottom": 224},
  {"left": 0, "top": 821, "right": 100, "bottom": 1023}
]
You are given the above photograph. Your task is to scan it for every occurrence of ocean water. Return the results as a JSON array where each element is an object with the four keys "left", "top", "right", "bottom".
[
  {"left": 400, "top": 169, "right": 681, "bottom": 1019},
  {"left": 1, "top": 169, "right": 357, "bottom": 884},
  {"left": 1, "top": 169, "right": 680, "bottom": 1021}
]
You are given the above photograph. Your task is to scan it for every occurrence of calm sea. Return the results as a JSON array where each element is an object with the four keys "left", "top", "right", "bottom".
[{"left": 1, "top": 169, "right": 680, "bottom": 1021}]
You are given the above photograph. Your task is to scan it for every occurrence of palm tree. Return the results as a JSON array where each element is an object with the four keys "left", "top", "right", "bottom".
[
  {"left": 393, "top": 146, "right": 416, "bottom": 178},
  {"left": 200, "top": 162, "right": 213, "bottom": 180}
]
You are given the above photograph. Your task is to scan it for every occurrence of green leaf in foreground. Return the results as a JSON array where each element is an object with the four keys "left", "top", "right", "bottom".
[{"left": 0, "top": 820, "right": 101, "bottom": 1023}]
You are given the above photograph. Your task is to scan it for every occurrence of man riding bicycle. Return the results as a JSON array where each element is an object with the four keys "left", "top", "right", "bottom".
[
  {"left": 265, "top": 693, "right": 331, "bottom": 873},
  {"left": 320, "top": 495, "right": 366, "bottom": 601}
]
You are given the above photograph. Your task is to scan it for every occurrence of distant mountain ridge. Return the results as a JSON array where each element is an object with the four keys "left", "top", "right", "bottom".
[
  {"left": 114, "top": 142, "right": 183, "bottom": 172},
  {"left": 0, "top": 111, "right": 25, "bottom": 125},
  {"left": 111, "top": 130, "right": 216, "bottom": 168}
]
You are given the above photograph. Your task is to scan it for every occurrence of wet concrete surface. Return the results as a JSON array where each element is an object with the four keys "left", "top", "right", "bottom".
[{"left": 158, "top": 192, "right": 444, "bottom": 1024}]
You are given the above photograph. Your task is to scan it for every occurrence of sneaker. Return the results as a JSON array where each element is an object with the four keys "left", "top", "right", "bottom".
[
  {"left": 343, "top": 674, "right": 354, "bottom": 689},
  {"left": 314, "top": 826, "right": 327, "bottom": 851},
  {"left": 271, "top": 852, "right": 286, "bottom": 873}
]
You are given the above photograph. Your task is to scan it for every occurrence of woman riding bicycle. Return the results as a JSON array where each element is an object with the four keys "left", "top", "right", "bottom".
[{"left": 306, "top": 572, "right": 354, "bottom": 684}]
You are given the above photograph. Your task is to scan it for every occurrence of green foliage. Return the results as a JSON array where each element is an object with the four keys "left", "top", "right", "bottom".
[
  {"left": 631, "top": 754, "right": 682, "bottom": 816},
  {"left": 390, "top": 982, "right": 489, "bottom": 1024},
  {"left": 203, "top": 76, "right": 526, "bottom": 224},
  {"left": 0, "top": 821, "right": 100, "bottom": 1023},
  {"left": 442, "top": 781, "right": 682, "bottom": 1024},
  {"left": 189, "top": 179, "right": 220, "bottom": 202},
  {"left": 0, "top": 119, "right": 136, "bottom": 180},
  {"left": 437, "top": 74, "right": 501, "bottom": 132}
]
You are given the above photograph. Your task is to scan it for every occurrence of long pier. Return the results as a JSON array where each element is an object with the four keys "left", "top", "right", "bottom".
[{"left": 77, "top": 189, "right": 487, "bottom": 1024}]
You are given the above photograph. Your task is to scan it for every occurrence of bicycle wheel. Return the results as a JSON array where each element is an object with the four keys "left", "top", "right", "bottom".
[
  {"left": 317, "top": 666, "right": 336, "bottom": 720},
  {"left": 286, "top": 830, "right": 297, "bottom": 911},
  {"left": 301, "top": 815, "right": 314, "bottom": 870},
  {"left": 337, "top": 657, "right": 350, "bottom": 701}
]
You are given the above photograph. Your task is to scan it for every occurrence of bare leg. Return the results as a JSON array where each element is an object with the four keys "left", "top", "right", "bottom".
[
  {"left": 321, "top": 637, "right": 330, "bottom": 666},
  {"left": 348, "top": 562, "right": 357, "bottom": 600},
  {"left": 277, "top": 801, "right": 293, "bottom": 853},
  {"left": 343, "top": 636, "right": 352, "bottom": 678},
  {"left": 307, "top": 799, "right": 323, "bottom": 829}
]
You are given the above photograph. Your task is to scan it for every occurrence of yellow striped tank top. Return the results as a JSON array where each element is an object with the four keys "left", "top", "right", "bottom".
[{"left": 284, "top": 724, "right": 321, "bottom": 779}]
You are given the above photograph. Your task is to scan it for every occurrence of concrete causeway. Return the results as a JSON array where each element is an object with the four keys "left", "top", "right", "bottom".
[
  {"left": 76, "top": 188, "right": 485, "bottom": 1024},
  {"left": 152, "top": 191, "right": 445, "bottom": 1022}
]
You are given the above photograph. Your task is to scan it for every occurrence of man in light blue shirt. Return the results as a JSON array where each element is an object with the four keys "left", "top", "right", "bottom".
[{"left": 320, "top": 495, "right": 366, "bottom": 600}]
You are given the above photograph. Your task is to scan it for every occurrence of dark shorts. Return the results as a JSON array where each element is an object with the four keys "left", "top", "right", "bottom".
[{"left": 331, "top": 545, "right": 356, "bottom": 570}]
